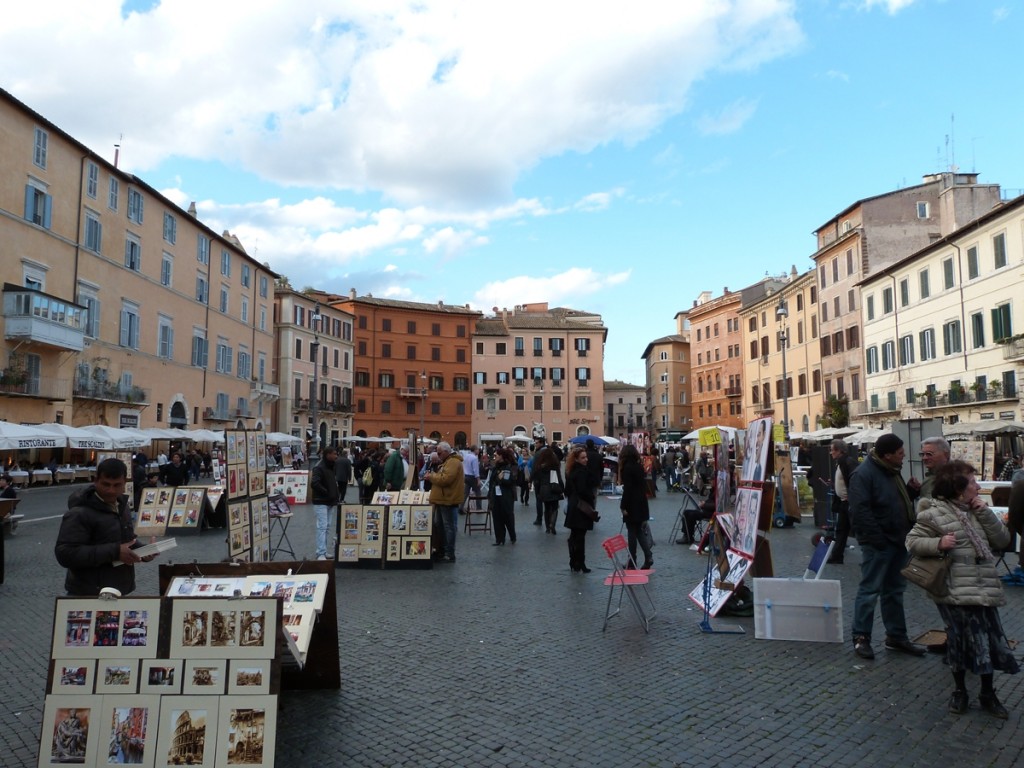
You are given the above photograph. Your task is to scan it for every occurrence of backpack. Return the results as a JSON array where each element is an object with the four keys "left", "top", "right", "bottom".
[{"left": 361, "top": 465, "right": 374, "bottom": 486}]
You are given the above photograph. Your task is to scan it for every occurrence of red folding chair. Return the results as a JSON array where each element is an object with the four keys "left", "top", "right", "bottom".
[{"left": 601, "top": 534, "right": 657, "bottom": 633}]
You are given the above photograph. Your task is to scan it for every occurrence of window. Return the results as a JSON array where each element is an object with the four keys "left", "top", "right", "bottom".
[
  {"left": 919, "top": 328, "right": 936, "bottom": 361},
  {"left": 119, "top": 302, "right": 140, "bottom": 349},
  {"left": 514, "top": 337, "right": 524, "bottom": 356},
  {"left": 124, "top": 235, "right": 141, "bottom": 271},
  {"left": 191, "top": 332, "right": 209, "bottom": 367},
  {"left": 163, "top": 212, "right": 177, "bottom": 244},
  {"left": 550, "top": 367, "right": 564, "bottom": 385},
  {"left": 531, "top": 367, "right": 545, "bottom": 381},
  {"left": 847, "top": 289, "right": 855, "bottom": 313},
  {"left": 574, "top": 338, "right": 590, "bottom": 355},
  {"left": 158, "top": 315, "right": 174, "bottom": 359},
  {"left": 456, "top": 325, "right": 466, "bottom": 338},
  {"left": 497, "top": 371, "right": 510, "bottom": 384},
  {"left": 241, "top": 264, "right": 251, "bottom": 288},
  {"left": 575, "top": 367, "right": 590, "bottom": 385},
  {"left": 865, "top": 295, "right": 874, "bottom": 321},
  {"left": 382, "top": 319, "right": 391, "bottom": 332},
  {"left": 381, "top": 343, "right": 391, "bottom": 358},
  {"left": 161, "top": 253, "right": 173, "bottom": 286},
  {"left": 992, "top": 303, "right": 1013, "bottom": 342},
  {"left": 798, "top": 373, "right": 807, "bottom": 395},
  {"left": 831, "top": 257, "right": 839, "bottom": 283},
  {"left": 473, "top": 372, "right": 487, "bottom": 385},
  {"left": 847, "top": 326, "right": 859, "bottom": 349},
  {"left": 25, "top": 183, "right": 52, "bottom": 228},
  {"left": 549, "top": 338, "right": 563, "bottom": 356},
  {"left": 196, "top": 275, "right": 208, "bottom": 304},
  {"left": 833, "top": 296, "right": 840, "bottom": 318},
  {"left": 866, "top": 346, "right": 879, "bottom": 374},
  {"left": 259, "top": 275, "right": 268, "bottom": 298},
  {"left": 215, "top": 339, "right": 233, "bottom": 373},
  {"left": 898, "top": 335, "right": 914, "bottom": 366},
  {"left": 108, "top": 178, "right": 119, "bottom": 211},
  {"left": 79, "top": 291, "right": 100, "bottom": 338},
  {"left": 819, "top": 264, "right": 826, "bottom": 289},
  {"left": 899, "top": 279, "right": 909, "bottom": 308},
  {"left": 882, "top": 287, "right": 893, "bottom": 314},
  {"left": 496, "top": 342, "right": 507, "bottom": 355},
  {"left": 846, "top": 249, "right": 855, "bottom": 275},
  {"left": 406, "top": 345, "right": 417, "bottom": 360},
  {"left": 259, "top": 307, "right": 267, "bottom": 331},
  {"left": 971, "top": 312, "right": 985, "bottom": 349},
  {"left": 219, "top": 286, "right": 229, "bottom": 314},
  {"left": 967, "top": 246, "right": 979, "bottom": 279},
  {"left": 575, "top": 395, "right": 591, "bottom": 410},
  {"left": 432, "top": 323, "right": 441, "bottom": 336},
  {"left": 942, "top": 320, "right": 962, "bottom": 355},
  {"left": 916, "top": 201, "right": 929, "bottom": 218},
  {"left": 86, "top": 162, "right": 98, "bottom": 198},
  {"left": 533, "top": 337, "right": 543, "bottom": 356},
  {"left": 33, "top": 127, "right": 48, "bottom": 168},
  {"left": 942, "top": 257, "right": 954, "bottom": 289},
  {"left": 84, "top": 212, "right": 102, "bottom": 253},
  {"left": 812, "top": 370, "right": 822, "bottom": 392},
  {"left": 240, "top": 297, "right": 249, "bottom": 323},
  {"left": 355, "top": 371, "right": 370, "bottom": 387},
  {"left": 378, "top": 373, "right": 394, "bottom": 388},
  {"left": 993, "top": 233, "right": 1007, "bottom": 269},
  {"left": 456, "top": 348, "right": 466, "bottom": 363},
  {"left": 821, "top": 302, "right": 828, "bottom": 322},
  {"left": 127, "top": 189, "right": 143, "bottom": 223},
  {"left": 219, "top": 249, "right": 230, "bottom": 275}
]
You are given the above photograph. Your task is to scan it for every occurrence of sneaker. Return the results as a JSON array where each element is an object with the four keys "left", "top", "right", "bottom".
[
  {"left": 316, "top": 555, "right": 328, "bottom": 561},
  {"left": 853, "top": 636, "right": 875, "bottom": 660},
  {"left": 884, "top": 637, "right": 927, "bottom": 656},
  {"left": 948, "top": 690, "right": 969, "bottom": 715}
]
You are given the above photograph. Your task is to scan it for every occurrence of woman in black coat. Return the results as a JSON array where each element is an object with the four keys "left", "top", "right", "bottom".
[
  {"left": 563, "top": 447, "right": 597, "bottom": 573},
  {"left": 619, "top": 444, "right": 653, "bottom": 569},
  {"left": 488, "top": 448, "right": 518, "bottom": 545},
  {"left": 533, "top": 447, "right": 564, "bottom": 534}
]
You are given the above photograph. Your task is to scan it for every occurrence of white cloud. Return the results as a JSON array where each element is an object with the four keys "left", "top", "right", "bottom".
[
  {"left": 473, "top": 268, "right": 632, "bottom": 311},
  {"left": 859, "top": 0, "right": 918, "bottom": 13},
  {"left": 695, "top": 98, "right": 759, "bottom": 136},
  {"left": 1, "top": 1, "right": 803, "bottom": 207}
]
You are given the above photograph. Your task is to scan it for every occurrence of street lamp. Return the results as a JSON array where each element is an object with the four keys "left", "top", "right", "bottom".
[
  {"left": 775, "top": 297, "right": 790, "bottom": 440},
  {"left": 535, "top": 376, "right": 544, "bottom": 438},
  {"left": 309, "top": 300, "right": 322, "bottom": 461},
  {"left": 418, "top": 370, "right": 427, "bottom": 442},
  {"left": 664, "top": 368, "right": 670, "bottom": 435}
]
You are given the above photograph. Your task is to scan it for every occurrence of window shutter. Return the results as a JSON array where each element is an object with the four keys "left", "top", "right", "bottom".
[{"left": 119, "top": 309, "right": 130, "bottom": 346}]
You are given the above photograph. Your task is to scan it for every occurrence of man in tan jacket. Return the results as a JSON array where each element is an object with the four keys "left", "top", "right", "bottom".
[{"left": 428, "top": 442, "right": 464, "bottom": 562}]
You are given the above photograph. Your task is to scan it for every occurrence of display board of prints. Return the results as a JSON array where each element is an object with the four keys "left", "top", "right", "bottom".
[
  {"left": 338, "top": 503, "right": 432, "bottom": 563},
  {"left": 224, "top": 430, "right": 269, "bottom": 562},
  {"left": 688, "top": 549, "right": 754, "bottom": 617},
  {"left": 267, "top": 470, "right": 308, "bottom": 505},
  {"left": 951, "top": 440, "right": 996, "bottom": 480},
  {"left": 741, "top": 417, "right": 772, "bottom": 483},
  {"left": 41, "top": 596, "right": 280, "bottom": 768}
]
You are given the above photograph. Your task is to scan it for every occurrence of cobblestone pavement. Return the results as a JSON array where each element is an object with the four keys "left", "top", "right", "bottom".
[{"left": 2, "top": 483, "right": 1022, "bottom": 767}]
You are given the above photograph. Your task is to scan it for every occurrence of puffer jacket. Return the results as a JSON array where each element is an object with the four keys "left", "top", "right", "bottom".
[
  {"left": 55, "top": 484, "right": 137, "bottom": 596},
  {"left": 428, "top": 453, "right": 465, "bottom": 507},
  {"left": 906, "top": 497, "right": 1010, "bottom": 606}
]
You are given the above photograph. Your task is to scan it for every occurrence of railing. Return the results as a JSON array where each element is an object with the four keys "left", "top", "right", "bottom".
[
  {"left": 1, "top": 376, "right": 70, "bottom": 400},
  {"left": 1002, "top": 338, "right": 1024, "bottom": 360},
  {"left": 72, "top": 381, "right": 148, "bottom": 404}
]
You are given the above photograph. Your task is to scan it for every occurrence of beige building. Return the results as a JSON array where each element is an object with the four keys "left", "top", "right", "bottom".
[
  {"left": 740, "top": 269, "right": 822, "bottom": 434},
  {"left": 603, "top": 380, "right": 647, "bottom": 443},
  {"left": 860, "top": 193, "right": 1024, "bottom": 426},
  {"left": 640, "top": 322, "right": 691, "bottom": 442},
  {"left": 471, "top": 303, "right": 607, "bottom": 446},
  {"left": 1, "top": 88, "right": 277, "bottom": 431},
  {"left": 273, "top": 288, "right": 354, "bottom": 450},
  {"left": 812, "top": 173, "right": 1002, "bottom": 422}
]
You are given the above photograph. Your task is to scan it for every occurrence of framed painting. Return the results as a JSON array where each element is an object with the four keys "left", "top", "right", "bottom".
[
  {"left": 226, "top": 431, "right": 238, "bottom": 464},
  {"left": 281, "top": 604, "right": 316, "bottom": 655},
  {"left": 403, "top": 537, "right": 430, "bottom": 560},
  {"left": 387, "top": 505, "right": 410, "bottom": 536},
  {"left": 38, "top": 695, "right": 102, "bottom": 767},
  {"left": 227, "top": 659, "right": 271, "bottom": 695},
  {"left": 134, "top": 499, "right": 169, "bottom": 538},
  {"left": 95, "top": 659, "right": 140, "bottom": 694},
  {"left": 156, "top": 696, "right": 218, "bottom": 768},
  {"left": 140, "top": 658, "right": 184, "bottom": 695},
  {"left": 51, "top": 598, "right": 161, "bottom": 659},
  {"left": 341, "top": 505, "right": 363, "bottom": 543},
  {"left": 99, "top": 694, "right": 161, "bottom": 768},
  {"left": 362, "top": 506, "right": 383, "bottom": 544},
  {"left": 337, "top": 544, "right": 359, "bottom": 562},
  {"left": 291, "top": 574, "right": 328, "bottom": 612},
  {"left": 410, "top": 505, "right": 432, "bottom": 534},
  {"left": 168, "top": 598, "right": 278, "bottom": 660},
  {"left": 359, "top": 544, "right": 381, "bottom": 560},
  {"left": 183, "top": 659, "right": 228, "bottom": 695},
  {"left": 49, "top": 659, "right": 94, "bottom": 695},
  {"left": 215, "top": 695, "right": 278, "bottom": 768},
  {"left": 256, "top": 433, "right": 267, "bottom": 471},
  {"left": 386, "top": 537, "right": 402, "bottom": 561}
]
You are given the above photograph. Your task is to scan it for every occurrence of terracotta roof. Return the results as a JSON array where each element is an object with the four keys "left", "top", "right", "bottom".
[{"left": 338, "top": 295, "right": 481, "bottom": 316}]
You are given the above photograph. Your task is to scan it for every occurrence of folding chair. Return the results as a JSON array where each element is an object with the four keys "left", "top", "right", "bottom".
[
  {"left": 601, "top": 534, "right": 657, "bottom": 633},
  {"left": 668, "top": 488, "right": 704, "bottom": 545},
  {"left": 803, "top": 539, "right": 834, "bottom": 580}
]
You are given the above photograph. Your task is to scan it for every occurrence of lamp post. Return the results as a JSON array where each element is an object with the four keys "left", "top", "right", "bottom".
[
  {"left": 664, "top": 368, "right": 670, "bottom": 437},
  {"left": 309, "top": 300, "right": 322, "bottom": 462},
  {"left": 418, "top": 370, "right": 427, "bottom": 442},
  {"left": 535, "top": 377, "right": 544, "bottom": 439},
  {"left": 775, "top": 297, "right": 790, "bottom": 440}
]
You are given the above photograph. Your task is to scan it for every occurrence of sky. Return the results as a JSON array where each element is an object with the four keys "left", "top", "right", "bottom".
[{"left": 3, "top": 0, "right": 1022, "bottom": 386}]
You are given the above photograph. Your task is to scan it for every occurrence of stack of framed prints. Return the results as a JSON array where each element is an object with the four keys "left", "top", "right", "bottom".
[
  {"left": 159, "top": 561, "right": 340, "bottom": 691},
  {"left": 135, "top": 486, "right": 219, "bottom": 537},
  {"left": 337, "top": 503, "right": 433, "bottom": 569},
  {"left": 224, "top": 430, "right": 271, "bottom": 562},
  {"left": 266, "top": 470, "right": 308, "bottom": 505},
  {"left": 41, "top": 595, "right": 281, "bottom": 768}
]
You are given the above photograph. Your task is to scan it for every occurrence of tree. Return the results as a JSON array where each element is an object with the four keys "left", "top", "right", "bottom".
[{"left": 819, "top": 395, "right": 849, "bottom": 428}]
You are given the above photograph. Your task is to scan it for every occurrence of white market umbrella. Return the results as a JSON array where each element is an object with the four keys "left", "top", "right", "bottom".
[
  {"left": 681, "top": 425, "right": 737, "bottom": 441},
  {"left": 80, "top": 425, "right": 152, "bottom": 449},
  {"left": 35, "top": 423, "right": 114, "bottom": 450},
  {"left": 0, "top": 421, "right": 68, "bottom": 451},
  {"left": 597, "top": 435, "right": 620, "bottom": 446},
  {"left": 844, "top": 428, "right": 886, "bottom": 445},
  {"left": 266, "top": 432, "right": 302, "bottom": 445},
  {"left": 185, "top": 429, "right": 224, "bottom": 443},
  {"left": 506, "top": 435, "right": 533, "bottom": 444}
]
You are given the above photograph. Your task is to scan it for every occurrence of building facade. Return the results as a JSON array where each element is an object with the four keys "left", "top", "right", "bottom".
[
  {"left": 332, "top": 292, "right": 480, "bottom": 447},
  {"left": 471, "top": 303, "right": 607, "bottom": 446},
  {"left": 640, "top": 324, "right": 691, "bottom": 442},
  {"left": 273, "top": 288, "right": 354, "bottom": 451},
  {"left": 1, "top": 88, "right": 277, "bottom": 431},
  {"left": 603, "top": 380, "right": 646, "bottom": 443},
  {"left": 860, "top": 194, "right": 1024, "bottom": 426}
]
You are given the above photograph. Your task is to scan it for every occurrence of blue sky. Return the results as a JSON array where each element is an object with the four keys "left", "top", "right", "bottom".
[{"left": 3, "top": 1, "right": 1021, "bottom": 385}]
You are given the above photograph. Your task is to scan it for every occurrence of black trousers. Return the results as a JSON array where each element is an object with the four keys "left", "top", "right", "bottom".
[
  {"left": 831, "top": 497, "right": 850, "bottom": 558},
  {"left": 567, "top": 528, "right": 587, "bottom": 569}
]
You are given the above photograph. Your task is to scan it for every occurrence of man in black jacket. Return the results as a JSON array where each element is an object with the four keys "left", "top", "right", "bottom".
[
  {"left": 159, "top": 452, "right": 189, "bottom": 487},
  {"left": 55, "top": 458, "right": 151, "bottom": 596},
  {"left": 827, "top": 439, "right": 860, "bottom": 564},
  {"left": 311, "top": 447, "right": 340, "bottom": 560},
  {"left": 334, "top": 448, "right": 353, "bottom": 504},
  {"left": 848, "top": 433, "right": 926, "bottom": 660}
]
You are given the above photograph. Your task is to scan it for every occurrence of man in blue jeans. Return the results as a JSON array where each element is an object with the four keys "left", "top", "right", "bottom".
[
  {"left": 310, "top": 447, "right": 340, "bottom": 560},
  {"left": 427, "top": 442, "right": 464, "bottom": 563},
  {"left": 848, "top": 433, "right": 927, "bottom": 660}
]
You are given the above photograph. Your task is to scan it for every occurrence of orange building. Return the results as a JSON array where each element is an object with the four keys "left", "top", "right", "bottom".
[
  {"left": 687, "top": 288, "right": 745, "bottom": 430},
  {"left": 331, "top": 291, "right": 480, "bottom": 447}
]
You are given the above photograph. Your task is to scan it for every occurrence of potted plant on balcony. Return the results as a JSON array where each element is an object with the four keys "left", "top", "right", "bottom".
[
  {"left": 989, "top": 380, "right": 1003, "bottom": 398},
  {"left": 970, "top": 381, "right": 986, "bottom": 401},
  {"left": 1, "top": 366, "right": 27, "bottom": 387}
]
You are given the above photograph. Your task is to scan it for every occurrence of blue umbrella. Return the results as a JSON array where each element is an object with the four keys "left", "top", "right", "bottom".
[{"left": 568, "top": 435, "right": 607, "bottom": 446}]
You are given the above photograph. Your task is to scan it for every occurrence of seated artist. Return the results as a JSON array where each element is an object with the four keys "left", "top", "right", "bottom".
[{"left": 677, "top": 484, "right": 717, "bottom": 544}]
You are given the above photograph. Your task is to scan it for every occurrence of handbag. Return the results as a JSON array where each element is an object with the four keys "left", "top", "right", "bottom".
[
  {"left": 577, "top": 499, "right": 599, "bottom": 522},
  {"left": 900, "top": 553, "right": 950, "bottom": 597},
  {"left": 541, "top": 469, "right": 564, "bottom": 502}
]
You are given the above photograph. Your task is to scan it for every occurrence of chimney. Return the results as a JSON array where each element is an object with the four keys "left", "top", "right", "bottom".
[
  {"left": 187, "top": 202, "right": 197, "bottom": 218},
  {"left": 113, "top": 144, "right": 120, "bottom": 168},
  {"left": 349, "top": 288, "right": 356, "bottom": 300}
]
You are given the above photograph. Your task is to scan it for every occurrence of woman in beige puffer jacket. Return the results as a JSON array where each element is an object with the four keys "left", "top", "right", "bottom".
[{"left": 906, "top": 460, "right": 1019, "bottom": 719}]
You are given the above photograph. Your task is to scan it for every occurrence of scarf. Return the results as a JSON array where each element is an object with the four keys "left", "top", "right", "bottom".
[
  {"left": 951, "top": 500, "right": 994, "bottom": 562},
  {"left": 869, "top": 450, "right": 914, "bottom": 525}
]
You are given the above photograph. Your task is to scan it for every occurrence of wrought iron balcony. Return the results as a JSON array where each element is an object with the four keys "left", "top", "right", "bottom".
[
  {"left": 1, "top": 375, "right": 69, "bottom": 401},
  {"left": 72, "top": 380, "right": 148, "bottom": 404}
]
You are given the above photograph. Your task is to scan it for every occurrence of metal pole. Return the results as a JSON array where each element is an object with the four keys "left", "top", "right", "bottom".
[{"left": 310, "top": 301, "right": 321, "bottom": 462}]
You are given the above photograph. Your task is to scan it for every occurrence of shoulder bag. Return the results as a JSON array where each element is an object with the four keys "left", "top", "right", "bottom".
[
  {"left": 577, "top": 498, "right": 599, "bottom": 522},
  {"left": 900, "top": 521, "right": 950, "bottom": 597}
]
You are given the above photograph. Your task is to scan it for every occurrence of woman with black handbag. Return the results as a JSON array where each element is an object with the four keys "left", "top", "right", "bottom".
[
  {"left": 488, "top": 448, "right": 518, "bottom": 545},
  {"left": 564, "top": 447, "right": 597, "bottom": 573},
  {"left": 533, "top": 447, "right": 564, "bottom": 534},
  {"left": 618, "top": 444, "right": 653, "bottom": 570},
  {"left": 906, "top": 460, "right": 1019, "bottom": 718}
]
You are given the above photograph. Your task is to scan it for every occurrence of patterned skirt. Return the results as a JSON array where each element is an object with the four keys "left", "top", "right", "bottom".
[{"left": 937, "top": 604, "right": 1021, "bottom": 676}]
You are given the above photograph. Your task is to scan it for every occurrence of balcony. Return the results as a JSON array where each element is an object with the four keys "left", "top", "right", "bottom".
[
  {"left": 250, "top": 380, "right": 280, "bottom": 401},
  {"left": 399, "top": 387, "right": 427, "bottom": 398},
  {"left": 73, "top": 380, "right": 148, "bottom": 405},
  {"left": 1, "top": 374, "right": 69, "bottom": 401},
  {"left": 724, "top": 386, "right": 742, "bottom": 398},
  {"left": 3, "top": 284, "right": 87, "bottom": 352},
  {"left": 202, "top": 407, "right": 234, "bottom": 422},
  {"left": 1002, "top": 338, "right": 1024, "bottom": 361},
  {"left": 295, "top": 398, "right": 352, "bottom": 413}
]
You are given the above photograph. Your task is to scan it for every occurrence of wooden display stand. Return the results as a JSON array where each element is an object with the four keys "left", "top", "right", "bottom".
[{"left": 159, "top": 560, "right": 340, "bottom": 690}]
